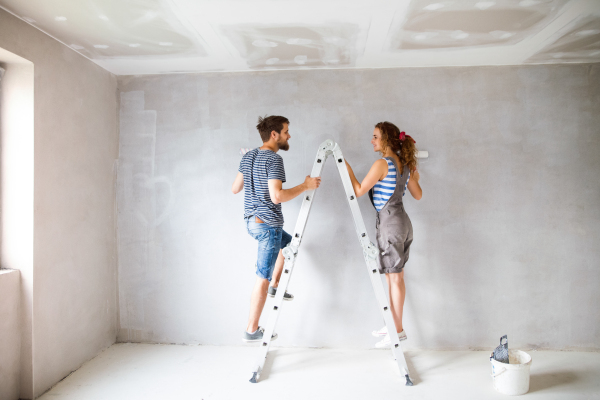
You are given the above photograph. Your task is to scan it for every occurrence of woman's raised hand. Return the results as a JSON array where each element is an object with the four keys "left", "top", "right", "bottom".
[{"left": 411, "top": 169, "right": 420, "bottom": 183}]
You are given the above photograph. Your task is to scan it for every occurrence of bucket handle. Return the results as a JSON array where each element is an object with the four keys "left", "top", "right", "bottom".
[{"left": 491, "top": 366, "right": 507, "bottom": 378}]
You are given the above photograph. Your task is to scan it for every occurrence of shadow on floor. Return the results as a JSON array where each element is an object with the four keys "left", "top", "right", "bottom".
[
  {"left": 407, "top": 351, "right": 472, "bottom": 376},
  {"left": 258, "top": 348, "right": 422, "bottom": 386},
  {"left": 256, "top": 348, "right": 278, "bottom": 381},
  {"left": 528, "top": 371, "right": 579, "bottom": 393},
  {"left": 404, "top": 352, "right": 420, "bottom": 385},
  {"left": 259, "top": 348, "right": 341, "bottom": 378}
]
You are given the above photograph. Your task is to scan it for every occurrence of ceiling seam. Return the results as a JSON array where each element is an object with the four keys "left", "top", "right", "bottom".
[{"left": 0, "top": 5, "right": 115, "bottom": 75}]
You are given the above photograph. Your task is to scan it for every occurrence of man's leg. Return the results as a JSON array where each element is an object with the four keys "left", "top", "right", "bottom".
[
  {"left": 270, "top": 250, "right": 285, "bottom": 288},
  {"left": 245, "top": 224, "right": 280, "bottom": 334},
  {"left": 270, "top": 229, "right": 292, "bottom": 289},
  {"left": 246, "top": 277, "right": 270, "bottom": 333}
]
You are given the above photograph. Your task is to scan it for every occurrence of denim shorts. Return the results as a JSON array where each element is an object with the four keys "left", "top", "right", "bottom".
[{"left": 246, "top": 217, "right": 292, "bottom": 281}]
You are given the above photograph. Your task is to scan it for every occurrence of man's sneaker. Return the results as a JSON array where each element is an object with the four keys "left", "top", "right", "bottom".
[
  {"left": 372, "top": 325, "right": 388, "bottom": 337},
  {"left": 268, "top": 286, "right": 294, "bottom": 301},
  {"left": 243, "top": 326, "right": 278, "bottom": 343},
  {"left": 375, "top": 330, "right": 407, "bottom": 348}
]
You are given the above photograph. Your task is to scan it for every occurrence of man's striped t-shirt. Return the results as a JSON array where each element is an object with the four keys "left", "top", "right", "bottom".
[{"left": 238, "top": 148, "right": 286, "bottom": 227}]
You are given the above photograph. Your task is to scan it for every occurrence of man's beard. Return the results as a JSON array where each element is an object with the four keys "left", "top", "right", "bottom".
[{"left": 278, "top": 140, "right": 289, "bottom": 151}]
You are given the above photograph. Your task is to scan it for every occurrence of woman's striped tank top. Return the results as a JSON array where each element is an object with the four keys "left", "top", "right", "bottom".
[{"left": 372, "top": 157, "right": 410, "bottom": 212}]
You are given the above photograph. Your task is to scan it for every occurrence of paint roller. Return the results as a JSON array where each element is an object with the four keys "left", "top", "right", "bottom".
[{"left": 240, "top": 148, "right": 429, "bottom": 158}]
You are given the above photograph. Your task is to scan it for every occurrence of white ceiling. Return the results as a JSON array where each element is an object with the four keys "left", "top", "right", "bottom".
[{"left": 1, "top": 0, "right": 599, "bottom": 75}]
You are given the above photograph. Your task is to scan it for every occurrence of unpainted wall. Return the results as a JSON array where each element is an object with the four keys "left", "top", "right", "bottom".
[
  {"left": 0, "top": 8, "right": 119, "bottom": 399},
  {"left": 0, "top": 270, "right": 21, "bottom": 400},
  {"left": 117, "top": 64, "right": 600, "bottom": 351}
]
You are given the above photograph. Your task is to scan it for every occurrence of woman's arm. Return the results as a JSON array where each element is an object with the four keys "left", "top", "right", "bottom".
[
  {"left": 345, "top": 159, "right": 387, "bottom": 198},
  {"left": 407, "top": 169, "right": 422, "bottom": 200}
]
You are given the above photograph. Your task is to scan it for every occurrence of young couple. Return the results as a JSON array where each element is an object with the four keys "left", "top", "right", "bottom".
[{"left": 231, "top": 115, "right": 422, "bottom": 348}]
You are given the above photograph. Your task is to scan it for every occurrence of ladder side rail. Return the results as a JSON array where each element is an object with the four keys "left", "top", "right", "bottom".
[
  {"left": 330, "top": 147, "right": 371, "bottom": 249},
  {"left": 289, "top": 141, "right": 334, "bottom": 250},
  {"left": 331, "top": 145, "right": 413, "bottom": 386},
  {"left": 250, "top": 140, "right": 333, "bottom": 383}
]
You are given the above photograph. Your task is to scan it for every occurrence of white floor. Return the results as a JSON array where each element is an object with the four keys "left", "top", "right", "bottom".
[{"left": 38, "top": 344, "right": 600, "bottom": 400}]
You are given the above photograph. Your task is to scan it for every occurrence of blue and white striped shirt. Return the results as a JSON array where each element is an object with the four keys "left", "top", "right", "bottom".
[
  {"left": 372, "top": 158, "right": 411, "bottom": 212},
  {"left": 372, "top": 158, "right": 397, "bottom": 212},
  {"left": 238, "top": 148, "right": 286, "bottom": 227}
]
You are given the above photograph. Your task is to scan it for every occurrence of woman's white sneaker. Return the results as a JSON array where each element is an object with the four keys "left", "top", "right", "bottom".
[
  {"left": 375, "top": 330, "right": 407, "bottom": 348},
  {"left": 372, "top": 326, "right": 388, "bottom": 337}
]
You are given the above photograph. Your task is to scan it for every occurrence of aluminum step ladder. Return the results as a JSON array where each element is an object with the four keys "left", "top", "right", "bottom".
[{"left": 249, "top": 139, "right": 413, "bottom": 386}]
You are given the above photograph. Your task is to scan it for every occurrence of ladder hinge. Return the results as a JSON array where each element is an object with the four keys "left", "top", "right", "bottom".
[{"left": 362, "top": 242, "right": 379, "bottom": 259}]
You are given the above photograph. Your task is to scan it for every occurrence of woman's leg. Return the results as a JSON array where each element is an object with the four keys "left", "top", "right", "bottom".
[{"left": 385, "top": 271, "right": 405, "bottom": 333}]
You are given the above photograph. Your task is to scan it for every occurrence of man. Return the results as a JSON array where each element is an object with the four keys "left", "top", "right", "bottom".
[{"left": 232, "top": 115, "right": 321, "bottom": 342}]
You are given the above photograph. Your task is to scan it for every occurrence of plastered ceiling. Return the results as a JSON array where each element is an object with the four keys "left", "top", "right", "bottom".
[{"left": 1, "top": 0, "right": 599, "bottom": 75}]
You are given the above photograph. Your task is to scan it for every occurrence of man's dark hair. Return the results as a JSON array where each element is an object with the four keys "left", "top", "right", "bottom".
[{"left": 256, "top": 115, "right": 289, "bottom": 142}]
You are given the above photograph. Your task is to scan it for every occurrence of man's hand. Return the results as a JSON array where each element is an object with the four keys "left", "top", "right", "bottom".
[{"left": 304, "top": 176, "right": 321, "bottom": 190}]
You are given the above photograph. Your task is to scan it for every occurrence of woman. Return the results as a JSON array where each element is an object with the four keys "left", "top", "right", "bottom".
[{"left": 346, "top": 121, "right": 422, "bottom": 347}]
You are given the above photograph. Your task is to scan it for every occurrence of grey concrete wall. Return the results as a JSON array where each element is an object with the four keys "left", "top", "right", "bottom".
[
  {"left": 0, "top": 9, "right": 119, "bottom": 398},
  {"left": 117, "top": 64, "right": 600, "bottom": 351},
  {"left": 0, "top": 270, "right": 21, "bottom": 400}
]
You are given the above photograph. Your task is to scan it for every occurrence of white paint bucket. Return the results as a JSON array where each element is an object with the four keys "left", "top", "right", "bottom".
[{"left": 490, "top": 349, "right": 532, "bottom": 396}]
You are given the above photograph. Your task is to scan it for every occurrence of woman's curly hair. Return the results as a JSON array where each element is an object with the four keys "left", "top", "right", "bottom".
[{"left": 375, "top": 121, "right": 418, "bottom": 173}]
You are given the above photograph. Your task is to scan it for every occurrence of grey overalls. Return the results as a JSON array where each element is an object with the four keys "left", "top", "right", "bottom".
[{"left": 369, "top": 156, "right": 413, "bottom": 274}]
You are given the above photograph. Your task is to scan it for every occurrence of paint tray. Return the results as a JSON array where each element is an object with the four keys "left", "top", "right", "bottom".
[{"left": 492, "top": 335, "right": 509, "bottom": 364}]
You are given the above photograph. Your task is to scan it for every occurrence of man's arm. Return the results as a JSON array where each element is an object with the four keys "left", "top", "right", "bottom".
[
  {"left": 268, "top": 176, "right": 321, "bottom": 205},
  {"left": 232, "top": 172, "right": 244, "bottom": 194}
]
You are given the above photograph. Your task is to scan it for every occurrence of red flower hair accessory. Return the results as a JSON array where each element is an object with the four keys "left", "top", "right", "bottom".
[{"left": 399, "top": 131, "right": 416, "bottom": 143}]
